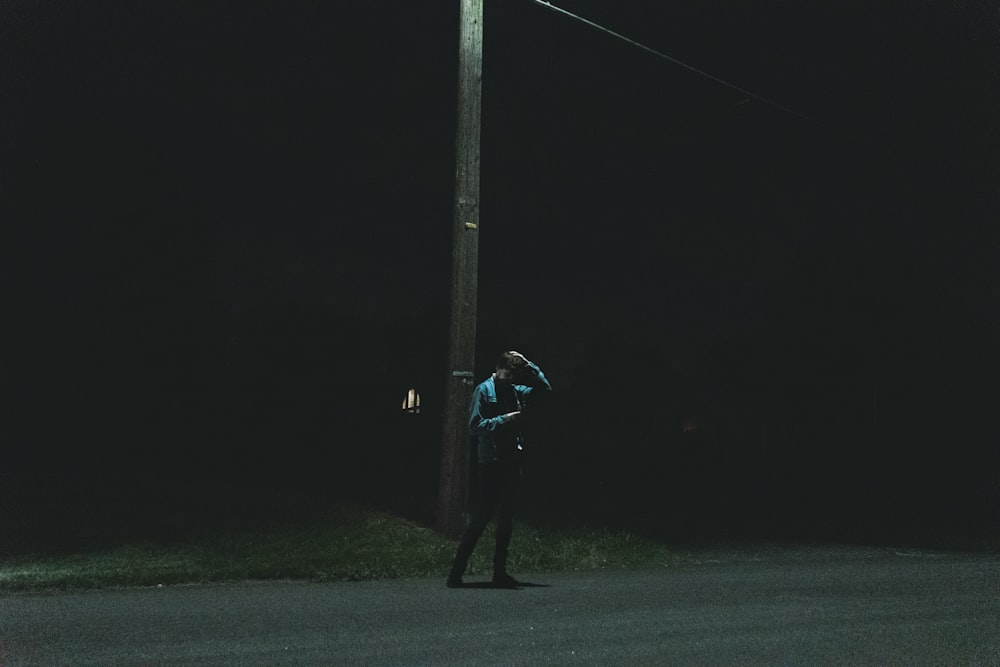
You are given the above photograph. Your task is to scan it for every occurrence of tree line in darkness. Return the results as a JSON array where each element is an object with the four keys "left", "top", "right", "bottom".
[{"left": 5, "top": 234, "right": 997, "bottom": 541}]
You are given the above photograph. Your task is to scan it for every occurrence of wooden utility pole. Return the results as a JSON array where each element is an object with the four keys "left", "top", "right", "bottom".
[{"left": 436, "top": 0, "right": 484, "bottom": 538}]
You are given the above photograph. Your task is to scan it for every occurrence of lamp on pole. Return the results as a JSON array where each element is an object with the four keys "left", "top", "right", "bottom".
[{"left": 436, "top": 0, "right": 484, "bottom": 538}]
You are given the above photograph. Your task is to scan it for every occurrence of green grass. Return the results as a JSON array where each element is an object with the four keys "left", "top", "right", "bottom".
[{"left": 0, "top": 502, "right": 681, "bottom": 592}]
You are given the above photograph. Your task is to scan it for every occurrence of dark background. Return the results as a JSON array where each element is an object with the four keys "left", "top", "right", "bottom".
[{"left": 2, "top": 0, "right": 999, "bottom": 544}]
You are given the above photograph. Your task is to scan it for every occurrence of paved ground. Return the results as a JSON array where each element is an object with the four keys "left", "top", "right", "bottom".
[{"left": 1, "top": 545, "right": 998, "bottom": 665}]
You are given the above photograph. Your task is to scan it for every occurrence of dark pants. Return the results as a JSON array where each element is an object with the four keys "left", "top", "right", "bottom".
[{"left": 450, "top": 461, "right": 518, "bottom": 577}]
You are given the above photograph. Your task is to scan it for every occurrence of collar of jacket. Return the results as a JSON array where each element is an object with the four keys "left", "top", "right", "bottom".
[{"left": 486, "top": 374, "right": 526, "bottom": 399}]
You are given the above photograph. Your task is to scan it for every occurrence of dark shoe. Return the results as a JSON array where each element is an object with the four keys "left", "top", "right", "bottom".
[
  {"left": 446, "top": 574, "right": 464, "bottom": 588},
  {"left": 491, "top": 572, "right": 521, "bottom": 588}
]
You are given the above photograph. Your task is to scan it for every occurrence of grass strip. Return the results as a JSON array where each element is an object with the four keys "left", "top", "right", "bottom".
[{"left": 0, "top": 504, "right": 680, "bottom": 592}]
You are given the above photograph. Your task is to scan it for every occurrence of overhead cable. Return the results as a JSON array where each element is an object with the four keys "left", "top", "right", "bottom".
[{"left": 530, "top": 0, "right": 830, "bottom": 130}]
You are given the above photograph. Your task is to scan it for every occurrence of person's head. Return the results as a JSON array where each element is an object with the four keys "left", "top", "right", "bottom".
[{"left": 495, "top": 350, "right": 528, "bottom": 384}]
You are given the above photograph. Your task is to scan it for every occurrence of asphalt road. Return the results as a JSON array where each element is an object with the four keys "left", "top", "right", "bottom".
[{"left": 2, "top": 545, "right": 998, "bottom": 665}]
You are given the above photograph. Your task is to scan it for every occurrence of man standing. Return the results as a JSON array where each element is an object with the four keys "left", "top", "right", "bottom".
[{"left": 447, "top": 351, "right": 552, "bottom": 588}]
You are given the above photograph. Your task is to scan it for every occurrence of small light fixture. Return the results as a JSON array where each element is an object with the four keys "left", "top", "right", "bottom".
[{"left": 402, "top": 388, "right": 421, "bottom": 414}]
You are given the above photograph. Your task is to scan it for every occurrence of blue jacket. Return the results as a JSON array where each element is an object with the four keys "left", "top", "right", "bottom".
[{"left": 468, "top": 362, "right": 552, "bottom": 464}]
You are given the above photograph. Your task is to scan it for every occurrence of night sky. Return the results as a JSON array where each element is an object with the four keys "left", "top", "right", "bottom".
[{"left": 2, "top": 1, "right": 999, "bottom": 537}]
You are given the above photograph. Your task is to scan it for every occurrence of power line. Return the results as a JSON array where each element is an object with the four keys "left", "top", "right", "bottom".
[{"left": 530, "top": 0, "right": 831, "bottom": 130}]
